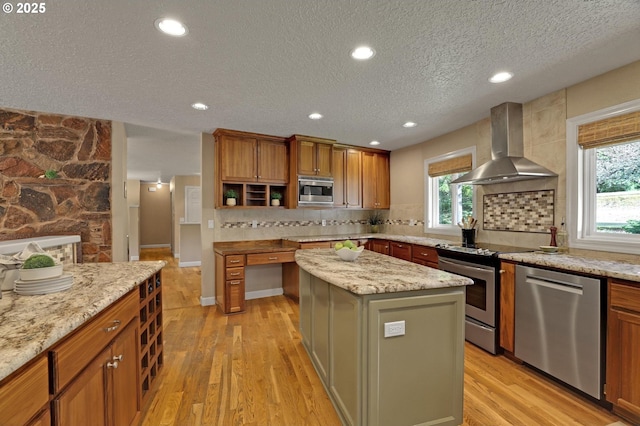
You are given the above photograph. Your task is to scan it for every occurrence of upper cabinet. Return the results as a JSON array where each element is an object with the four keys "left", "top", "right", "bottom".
[
  {"left": 214, "top": 129, "right": 289, "bottom": 208},
  {"left": 289, "top": 135, "right": 335, "bottom": 177},
  {"left": 362, "top": 151, "right": 390, "bottom": 209},
  {"left": 333, "top": 146, "right": 362, "bottom": 208}
]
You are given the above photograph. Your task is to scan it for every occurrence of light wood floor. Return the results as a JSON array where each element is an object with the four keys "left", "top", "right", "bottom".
[{"left": 139, "top": 248, "right": 627, "bottom": 426}]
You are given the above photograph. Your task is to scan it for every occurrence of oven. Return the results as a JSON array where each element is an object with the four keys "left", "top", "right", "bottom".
[
  {"left": 298, "top": 176, "right": 334, "bottom": 206},
  {"left": 438, "top": 255, "right": 499, "bottom": 354}
]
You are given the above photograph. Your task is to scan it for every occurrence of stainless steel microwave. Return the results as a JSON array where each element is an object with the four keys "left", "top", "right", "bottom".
[{"left": 298, "top": 176, "right": 334, "bottom": 205}]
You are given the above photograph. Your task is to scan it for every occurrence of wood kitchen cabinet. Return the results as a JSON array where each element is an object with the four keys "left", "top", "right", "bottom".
[
  {"left": 499, "top": 261, "right": 516, "bottom": 354},
  {"left": 214, "top": 128, "right": 289, "bottom": 208},
  {"left": 362, "top": 151, "right": 390, "bottom": 209},
  {"left": 0, "top": 355, "right": 49, "bottom": 426},
  {"left": 215, "top": 253, "right": 246, "bottom": 314},
  {"left": 290, "top": 134, "right": 334, "bottom": 177},
  {"left": 138, "top": 271, "right": 164, "bottom": 404},
  {"left": 411, "top": 244, "right": 439, "bottom": 269},
  {"left": 390, "top": 241, "right": 412, "bottom": 261},
  {"left": 606, "top": 279, "right": 640, "bottom": 425},
  {"left": 51, "top": 290, "right": 140, "bottom": 426},
  {"left": 333, "top": 146, "right": 362, "bottom": 208},
  {"left": 367, "top": 239, "right": 390, "bottom": 255}
]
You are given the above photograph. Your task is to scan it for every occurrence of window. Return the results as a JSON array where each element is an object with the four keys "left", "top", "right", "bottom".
[
  {"left": 567, "top": 100, "right": 640, "bottom": 254},
  {"left": 424, "top": 148, "right": 475, "bottom": 235}
]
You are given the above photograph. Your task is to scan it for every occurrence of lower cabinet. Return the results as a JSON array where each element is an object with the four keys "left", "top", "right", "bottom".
[
  {"left": 606, "top": 279, "right": 640, "bottom": 424},
  {"left": 389, "top": 241, "right": 412, "bottom": 261},
  {"left": 51, "top": 290, "right": 140, "bottom": 426},
  {"left": 499, "top": 261, "right": 516, "bottom": 353},
  {"left": 215, "top": 253, "right": 246, "bottom": 313},
  {"left": 0, "top": 355, "right": 49, "bottom": 426},
  {"left": 367, "top": 239, "right": 390, "bottom": 255},
  {"left": 411, "top": 244, "right": 439, "bottom": 269},
  {"left": 300, "top": 269, "right": 465, "bottom": 426}
]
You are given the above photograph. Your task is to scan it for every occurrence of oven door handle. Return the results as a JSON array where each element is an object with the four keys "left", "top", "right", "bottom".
[{"left": 439, "top": 258, "right": 493, "bottom": 274}]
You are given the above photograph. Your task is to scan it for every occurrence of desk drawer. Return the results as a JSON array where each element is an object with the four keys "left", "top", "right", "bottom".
[
  {"left": 50, "top": 290, "right": 138, "bottom": 392},
  {"left": 225, "top": 255, "right": 245, "bottom": 267},
  {"left": 226, "top": 267, "right": 245, "bottom": 280},
  {"left": 247, "top": 251, "right": 295, "bottom": 265}
]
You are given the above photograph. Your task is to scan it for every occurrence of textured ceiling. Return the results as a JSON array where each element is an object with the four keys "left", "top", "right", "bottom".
[{"left": 1, "top": 0, "right": 639, "bottom": 183}]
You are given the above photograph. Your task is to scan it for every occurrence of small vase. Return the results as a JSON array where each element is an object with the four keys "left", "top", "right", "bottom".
[
  {"left": 271, "top": 199, "right": 280, "bottom": 206},
  {"left": 371, "top": 224, "right": 379, "bottom": 233},
  {"left": 226, "top": 198, "right": 236, "bottom": 206}
]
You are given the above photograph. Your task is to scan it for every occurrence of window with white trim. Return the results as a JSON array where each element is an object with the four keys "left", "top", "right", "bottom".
[
  {"left": 567, "top": 100, "right": 640, "bottom": 254},
  {"left": 424, "top": 147, "right": 475, "bottom": 235}
]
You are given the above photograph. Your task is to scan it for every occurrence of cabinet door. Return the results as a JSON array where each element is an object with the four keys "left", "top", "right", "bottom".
[
  {"left": 332, "top": 148, "right": 347, "bottom": 207},
  {"left": 374, "top": 153, "right": 390, "bottom": 208},
  {"left": 362, "top": 152, "right": 377, "bottom": 209},
  {"left": 29, "top": 408, "right": 51, "bottom": 426},
  {"left": 499, "top": 262, "right": 516, "bottom": 353},
  {"left": 606, "top": 281, "right": 640, "bottom": 422},
  {"left": 298, "top": 140, "right": 317, "bottom": 175},
  {"left": 227, "top": 279, "right": 245, "bottom": 313},
  {"left": 54, "top": 347, "right": 109, "bottom": 426},
  {"left": 219, "top": 136, "right": 258, "bottom": 182},
  {"left": 345, "top": 149, "right": 362, "bottom": 208},
  {"left": 316, "top": 143, "right": 333, "bottom": 177},
  {"left": 362, "top": 152, "right": 390, "bottom": 209},
  {"left": 257, "top": 140, "right": 288, "bottom": 183},
  {"left": 311, "top": 276, "right": 330, "bottom": 383},
  {"left": 111, "top": 321, "right": 140, "bottom": 426},
  {"left": 371, "top": 239, "right": 389, "bottom": 255}
]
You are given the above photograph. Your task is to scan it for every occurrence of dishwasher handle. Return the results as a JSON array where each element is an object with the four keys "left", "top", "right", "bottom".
[{"left": 526, "top": 275, "right": 583, "bottom": 295}]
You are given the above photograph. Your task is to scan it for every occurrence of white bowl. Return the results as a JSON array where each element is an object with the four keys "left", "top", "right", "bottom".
[
  {"left": 335, "top": 246, "right": 364, "bottom": 261},
  {"left": 19, "top": 264, "right": 64, "bottom": 281},
  {"left": 539, "top": 245, "right": 559, "bottom": 253}
]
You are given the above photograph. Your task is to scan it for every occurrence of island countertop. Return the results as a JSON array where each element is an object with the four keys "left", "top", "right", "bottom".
[
  {"left": 0, "top": 261, "right": 165, "bottom": 382},
  {"left": 295, "top": 248, "right": 472, "bottom": 295}
]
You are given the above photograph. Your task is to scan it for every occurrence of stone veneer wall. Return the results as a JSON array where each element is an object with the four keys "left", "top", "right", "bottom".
[{"left": 0, "top": 108, "right": 112, "bottom": 262}]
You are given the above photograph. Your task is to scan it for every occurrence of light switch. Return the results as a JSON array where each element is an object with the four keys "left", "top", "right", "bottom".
[
  {"left": 322, "top": 219, "right": 327, "bottom": 226},
  {"left": 252, "top": 220, "right": 257, "bottom": 229},
  {"left": 208, "top": 219, "right": 214, "bottom": 229}
]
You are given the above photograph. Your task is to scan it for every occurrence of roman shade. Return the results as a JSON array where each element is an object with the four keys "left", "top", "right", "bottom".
[
  {"left": 428, "top": 154, "right": 473, "bottom": 177},
  {"left": 577, "top": 110, "right": 640, "bottom": 149}
]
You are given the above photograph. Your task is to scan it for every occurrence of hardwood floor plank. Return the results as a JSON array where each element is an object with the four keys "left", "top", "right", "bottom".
[{"left": 139, "top": 248, "right": 628, "bottom": 426}]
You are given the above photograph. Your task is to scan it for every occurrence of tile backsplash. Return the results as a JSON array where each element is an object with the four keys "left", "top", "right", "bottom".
[{"left": 483, "top": 190, "right": 555, "bottom": 233}]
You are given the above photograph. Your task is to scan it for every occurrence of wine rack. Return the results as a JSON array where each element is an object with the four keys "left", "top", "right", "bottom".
[{"left": 138, "top": 270, "right": 163, "bottom": 404}]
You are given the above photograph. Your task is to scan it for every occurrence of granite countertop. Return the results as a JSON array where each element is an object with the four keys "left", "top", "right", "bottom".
[
  {"left": 0, "top": 261, "right": 165, "bottom": 382},
  {"left": 498, "top": 252, "right": 640, "bottom": 282},
  {"left": 295, "top": 248, "right": 472, "bottom": 295},
  {"left": 214, "top": 240, "right": 297, "bottom": 256},
  {"left": 284, "top": 233, "right": 452, "bottom": 247}
]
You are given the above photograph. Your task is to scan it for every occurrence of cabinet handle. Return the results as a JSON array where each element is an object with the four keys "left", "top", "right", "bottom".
[
  {"left": 499, "top": 270, "right": 505, "bottom": 274},
  {"left": 230, "top": 280, "right": 241, "bottom": 285},
  {"left": 107, "top": 361, "right": 119, "bottom": 369},
  {"left": 397, "top": 244, "right": 403, "bottom": 248},
  {"left": 113, "top": 354, "right": 123, "bottom": 362},
  {"left": 258, "top": 176, "right": 261, "bottom": 178},
  {"left": 230, "top": 272, "right": 241, "bottom": 276},
  {"left": 229, "top": 260, "right": 240, "bottom": 264},
  {"left": 104, "top": 319, "right": 121, "bottom": 333},
  {"left": 421, "top": 252, "right": 429, "bottom": 256},
  {"left": 268, "top": 256, "right": 278, "bottom": 260}
]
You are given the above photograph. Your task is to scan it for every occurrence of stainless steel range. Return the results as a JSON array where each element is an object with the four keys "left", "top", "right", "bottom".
[{"left": 436, "top": 243, "right": 532, "bottom": 354}]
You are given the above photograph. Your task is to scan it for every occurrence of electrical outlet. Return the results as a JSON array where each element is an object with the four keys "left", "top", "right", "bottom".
[
  {"left": 252, "top": 220, "right": 257, "bottom": 229},
  {"left": 384, "top": 320, "right": 405, "bottom": 338},
  {"left": 208, "top": 219, "right": 214, "bottom": 229},
  {"left": 322, "top": 219, "right": 327, "bottom": 226},
  {"left": 409, "top": 218, "right": 416, "bottom": 226}
]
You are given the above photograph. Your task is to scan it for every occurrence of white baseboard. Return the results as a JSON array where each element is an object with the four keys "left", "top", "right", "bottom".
[
  {"left": 129, "top": 256, "right": 139, "bottom": 261},
  {"left": 140, "top": 244, "right": 171, "bottom": 248},
  {"left": 179, "top": 261, "right": 201, "bottom": 267},
  {"left": 245, "top": 288, "right": 284, "bottom": 300},
  {"left": 200, "top": 296, "right": 216, "bottom": 306}
]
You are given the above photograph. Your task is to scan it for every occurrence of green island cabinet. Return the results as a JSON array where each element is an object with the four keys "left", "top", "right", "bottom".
[{"left": 298, "top": 268, "right": 465, "bottom": 426}]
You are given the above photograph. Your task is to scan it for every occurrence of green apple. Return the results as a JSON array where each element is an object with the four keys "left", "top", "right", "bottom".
[
  {"left": 343, "top": 239, "right": 354, "bottom": 249},
  {"left": 334, "top": 242, "right": 344, "bottom": 250},
  {"left": 350, "top": 246, "right": 359, "bottom": 251}
]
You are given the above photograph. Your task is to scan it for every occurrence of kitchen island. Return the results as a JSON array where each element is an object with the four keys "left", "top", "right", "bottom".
[{"left": 295, "top": 248, "right": 472, "bottom": 426}]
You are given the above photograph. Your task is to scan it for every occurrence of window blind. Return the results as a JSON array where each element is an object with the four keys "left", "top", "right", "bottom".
[
  {"left": 577, "top": 110, "right": 640, "bottom": 149},
  {"left": 428, "top": 154, "right": 473, "bottom": 177}
]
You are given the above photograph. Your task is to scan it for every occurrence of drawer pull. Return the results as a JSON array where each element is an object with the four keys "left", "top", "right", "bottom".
[
  {"left": 107, "top": 361, "right": 119, "bottom": 369},
  {"left": 230, "top": 280, "right": 241, "bottom": 285},
  {"left": 397, "top": 244, "right": 403, "bottom": 247},
  {"left": 113, "top": 354, "right": 123, "bottom": 362},
  {"left": 230, "top": 272, "right": 241, "bottom": 276},
  {"left": 268, "top": 256, "right": 278, "bottom": 260},
  {"left": 421, "top": 252, "right": 429, "bottom": 256},
  {"left": 104, "top": 319, "right": 121, "bottom": 333},
  {"left": 229, "top": 260, "right": 240, "bottom": 264}
]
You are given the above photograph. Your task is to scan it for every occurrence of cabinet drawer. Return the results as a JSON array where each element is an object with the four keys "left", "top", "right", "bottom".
[
  {"left": 0, "top": 355, "right": 49, "bottom": 426},
  {"left": 610, "top": 281, "right": 640, "bottom": 312},
  {"left": 299, "top": 242, "right": 333, "bottom": 249},
  {"left": 226, "top": 267, "right": 245, "bottom": 280},
  {"left": 225, "top": 255, "right": 245, "bottom": 267},
  {"left": 412, "top": 245, "right": 438, "bottom": 264},
  {"left": 50, "top": 290, "right": 138, "bottom": 392},
  {"left": 390, "top": 242, "right": 412, "bottom": 261},
  {"left": 412, "top": 258, "right": 439, "bottom": 269},
  {"left": 246, "top": 251, "right": 295, "bottom": 265}
]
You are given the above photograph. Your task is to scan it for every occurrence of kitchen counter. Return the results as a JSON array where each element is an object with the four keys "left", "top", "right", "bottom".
[
  {"left": 214, "top": 239, "right": 297, "bottom": 256},
  {"left": 294, "top": 248, "right": 472, "bottom": 295},
  {"left": 0, "top": 261, "right": 165, "bottom": 382},
  {"left": 284, "top": 233, "right": 451, "bottom": 247},
  {"left": 498, "top": 252, "right": 640, "bottom": 282}
]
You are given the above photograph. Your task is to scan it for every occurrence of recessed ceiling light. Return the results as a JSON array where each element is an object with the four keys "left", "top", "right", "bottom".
[
  {"left": 369, "top": 140, "right": 380, "bottom": 146},
  {"left": 403, "top": 121, "right": 417, "bottom": 128},
  {"left": 489, "top": 71, "right": 513, "bottom": 83},
  {"left": 191, "top": 102, "right": 208, "bottom": 111},
  {"left": 350, "top": 46, "right": 376, "bottom": 60},
  {"left": 154, "top": 18, "right": 188, "bottom": 37},
  {"left": 308, "top": 113, "right": 323, "bottom": 120}
]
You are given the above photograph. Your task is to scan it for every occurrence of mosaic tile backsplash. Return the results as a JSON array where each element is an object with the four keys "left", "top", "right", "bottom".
[
  {"left": 483, "top": 190, "right": 554, "bottom": 233},
  {"left": 220, "top": 219, "right": 424, "bottom": 229}
]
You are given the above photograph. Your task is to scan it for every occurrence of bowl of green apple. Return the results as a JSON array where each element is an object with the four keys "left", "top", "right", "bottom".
[{"left": 334, "top": 239, "right": 364, "bottom": 261}]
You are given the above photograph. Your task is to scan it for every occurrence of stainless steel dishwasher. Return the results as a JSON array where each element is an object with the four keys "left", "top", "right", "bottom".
[{"left": 515, "top": 265, "right": 604, "bottom": 399}]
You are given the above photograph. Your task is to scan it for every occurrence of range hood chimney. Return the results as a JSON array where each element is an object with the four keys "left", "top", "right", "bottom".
[{"left": 452, "top": 102, "right": 557, "bottom": 185}]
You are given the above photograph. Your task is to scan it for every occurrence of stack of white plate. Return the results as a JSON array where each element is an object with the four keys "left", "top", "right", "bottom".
[{"left": 14, "top": 273, "right": 73, "bottom": 295}]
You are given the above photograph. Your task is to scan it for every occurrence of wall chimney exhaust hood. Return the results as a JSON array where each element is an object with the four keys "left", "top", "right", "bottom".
[{"left": 452, "top": 102, "right": 557, "bottom": 185}]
